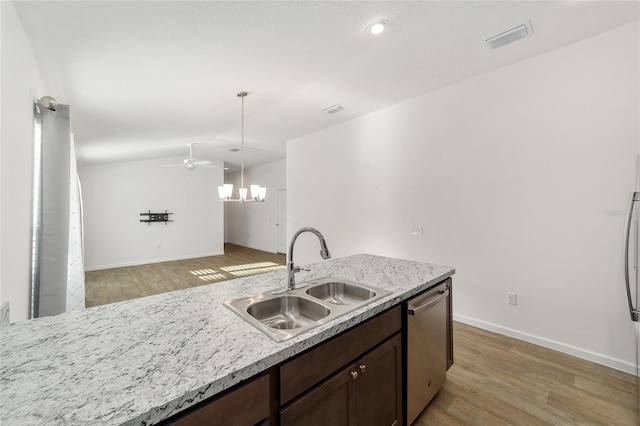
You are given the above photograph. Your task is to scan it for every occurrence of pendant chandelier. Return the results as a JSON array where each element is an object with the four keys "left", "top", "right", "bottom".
[{"left": 218, "top": 91, "right": 266, "bottom": 203}]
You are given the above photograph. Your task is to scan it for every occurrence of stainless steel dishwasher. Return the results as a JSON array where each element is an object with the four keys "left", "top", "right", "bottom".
[{"left": 406, "top": 282, "right": 449, "bottom": 425}]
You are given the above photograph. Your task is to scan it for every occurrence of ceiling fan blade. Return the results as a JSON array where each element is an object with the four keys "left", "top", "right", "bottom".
[
  {"left": 160, "top": 163, "right": 187, "bottom": 168},
  {"left": 160, "top": 144, "right": 216, "bottom": 170}
]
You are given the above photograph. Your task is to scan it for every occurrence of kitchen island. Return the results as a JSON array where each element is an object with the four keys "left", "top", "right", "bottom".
[{"left": 0, "top": 254, "right": 454, "bottom": 425}]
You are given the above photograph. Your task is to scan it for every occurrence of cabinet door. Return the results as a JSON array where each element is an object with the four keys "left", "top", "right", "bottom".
[
  {"left": 280, "top": 364, "right": 357, "bottom": 426},
  {"left": 356, "top": 334, "right": 403, "bottom": 426},
  {"left": 280, "top": 306, "right": 401, "bottom": 405},
  {"left": 166, "top": 374, "right": 269, "bottom": 426}
]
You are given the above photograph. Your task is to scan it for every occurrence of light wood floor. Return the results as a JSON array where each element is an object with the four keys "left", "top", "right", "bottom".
[
  {"left": 85, "top": 244, "right": 285, "bottom": 308},
  {"left": 416, "top": 321, "right": 637, "bottom": 425}
]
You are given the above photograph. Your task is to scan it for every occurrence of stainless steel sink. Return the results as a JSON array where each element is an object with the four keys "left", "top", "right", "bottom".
[
  {"left": 224, "top": 277, "right": 391, "bottom": 342},
  {"left": 246, "top": 295, "right": 330, "bottom": 330},
  {"left": 306, "top": 281, "right": 376, "bottom": 305}
]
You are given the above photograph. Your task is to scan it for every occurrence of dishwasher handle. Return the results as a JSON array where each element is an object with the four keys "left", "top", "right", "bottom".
[{"left": 407, "top": 288, "right": 449, "bottom": 316}]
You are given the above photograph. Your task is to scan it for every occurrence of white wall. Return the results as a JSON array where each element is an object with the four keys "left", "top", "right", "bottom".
[
  {"left": 79, "top": 158, "right": 224, "bottom": 270},
  {"left": 0, "top": 1, "right": 50, "bottom": 322},
  {"left": 224, "top": 159, "right": 286, "bottom": 253},
  {"left": 288, "top": 21, "right": 640, "bottom": 372}
]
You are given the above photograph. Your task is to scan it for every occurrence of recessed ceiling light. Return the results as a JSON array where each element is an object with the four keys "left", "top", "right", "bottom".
[{"left": 366, "top": 20, "right": 388, "bottom": 36}]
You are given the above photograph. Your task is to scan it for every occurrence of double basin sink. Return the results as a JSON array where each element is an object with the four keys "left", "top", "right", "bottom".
[{"left": 224, "top": 277, "right": 392, "bottom": 342}]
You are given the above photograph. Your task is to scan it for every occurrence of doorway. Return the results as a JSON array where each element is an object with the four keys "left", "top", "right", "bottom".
[{"left": 277, "top": 189, "right": 287, "bottom": 254}]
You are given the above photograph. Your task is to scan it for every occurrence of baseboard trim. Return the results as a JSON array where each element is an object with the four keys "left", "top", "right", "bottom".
[
  {"left": 84, "top": 251, "right": 225, "bottom": 271},
  {"left": 453, "top": 313, "right": 636, "bottom": 375}
]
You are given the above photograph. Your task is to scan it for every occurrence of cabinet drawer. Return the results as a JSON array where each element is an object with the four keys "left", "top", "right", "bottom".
[
  {"left": 280, "top": 305, "right": 401, "bottom": 404},
  {"left": 166, "top": 374, "right": 270, "bottom": 426},
  {"left": 280, "top": 363, "right": 357, "bottom": 426}
]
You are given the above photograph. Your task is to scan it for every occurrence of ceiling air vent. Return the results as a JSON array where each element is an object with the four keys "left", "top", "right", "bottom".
[
  {"left": 484, "top": 24, "right": 530, "bottom": 50},
  {"left": 322, "top": 104, "right": 344, "bottom": 114}
]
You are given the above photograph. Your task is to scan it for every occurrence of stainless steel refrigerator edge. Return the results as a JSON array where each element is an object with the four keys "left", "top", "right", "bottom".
[{"left": 623, "top": 154, "right": 640, "bottom": 425}]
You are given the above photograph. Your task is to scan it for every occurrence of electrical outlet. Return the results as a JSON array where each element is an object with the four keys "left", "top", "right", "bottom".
[
  {"left": 410, "top": 226, "right": 423, "bottom": 236},
  {"left": 507, "top": 292, "right": 517, "bottom": 305}
]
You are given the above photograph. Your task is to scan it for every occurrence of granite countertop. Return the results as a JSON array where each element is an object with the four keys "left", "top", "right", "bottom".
[{"left": 0, "top": 254, "right": 454, "bottom": 425}]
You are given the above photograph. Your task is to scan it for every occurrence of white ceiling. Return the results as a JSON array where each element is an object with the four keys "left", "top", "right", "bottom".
[{"left": 14, "top": 1, "right": 640, "bottom": 172}]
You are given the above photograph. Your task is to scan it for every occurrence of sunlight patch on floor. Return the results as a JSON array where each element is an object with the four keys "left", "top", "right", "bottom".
[
  {"left": 220, "top": 262, "right": 282, "bottom": 275},
  {"left": 228, "top": 265, "right": 285, "bottom": 277},
  {"left": 190, "top": 268, "right": 218, "bottom": 276},
  {"left": 220, "top": 262, "right": 280, "bottom": 272},
  {"left": 189, "top": 263, "right": 285, "bottom": 281},
  {"left": 197, "top": 273, "right": 227, "bottom": 282}
]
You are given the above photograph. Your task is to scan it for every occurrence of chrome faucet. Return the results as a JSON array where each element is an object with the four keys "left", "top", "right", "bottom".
[{"left": 274, "top": 227, "right": 331, "bottom": 294}]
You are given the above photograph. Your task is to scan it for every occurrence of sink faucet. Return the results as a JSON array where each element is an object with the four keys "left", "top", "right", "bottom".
[{"left": 275, "top": 227, "right": 331, "bottom": 294}]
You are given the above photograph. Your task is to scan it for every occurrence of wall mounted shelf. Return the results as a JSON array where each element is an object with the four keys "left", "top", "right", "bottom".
[{"left": 140, "top": 210, "right": 173, "bottom": 225}]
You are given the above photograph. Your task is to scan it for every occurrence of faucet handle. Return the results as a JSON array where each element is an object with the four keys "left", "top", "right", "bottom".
[{"left": 294, "top": 266, "right": 310, "bottom": 273}]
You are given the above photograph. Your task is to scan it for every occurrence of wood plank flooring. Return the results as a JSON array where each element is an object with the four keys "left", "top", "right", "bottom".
[
  {"left": 415, "top": 322, "right": 637, "bottom": 426},
  {"left": 85, "top": 244, "right": 285, "bottom": 308}
]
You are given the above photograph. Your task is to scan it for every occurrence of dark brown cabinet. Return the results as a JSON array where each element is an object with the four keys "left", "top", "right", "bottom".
[
  {"left": 164, "top": 374, "right": 270, "bottom": 426},
  {"left": 280, "top": 364, "right": 356, "bottom": 426},
  {"left": 355, "top": 334, "right": 403, "bottom": 426},
  {"left": 281, "top": 334, "right": 402, "bottom": 426},
  {"left": 279, "top": 307, "right": 401, "bottom": 405}
]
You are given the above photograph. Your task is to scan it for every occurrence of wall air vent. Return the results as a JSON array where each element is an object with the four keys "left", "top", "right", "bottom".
[
  {"left": 229, "top": 148, "right": 241, "bottom": 152},
  {"left": 322, "top": 104, "right": 344, "bottom": 114},
  {"left": 484, "top": 24, "right": 530, "bottom": 50}
]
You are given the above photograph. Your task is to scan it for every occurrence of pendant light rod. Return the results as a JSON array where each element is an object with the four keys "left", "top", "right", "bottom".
[
  {"left": 238, "top": 91, "right": 246, "bottom": 192},
  {"left": 218, "top": 91, "right": 267, "bottom": 203}
]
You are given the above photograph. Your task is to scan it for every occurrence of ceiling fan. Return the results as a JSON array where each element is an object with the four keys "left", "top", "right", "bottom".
[{"left": 161, "top": 143, "right": 217, "bottom": 170}]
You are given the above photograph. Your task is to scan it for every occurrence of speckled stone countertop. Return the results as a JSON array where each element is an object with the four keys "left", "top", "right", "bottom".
[{"left": 0, "top": 254, "right": 454, "bottom": 425}]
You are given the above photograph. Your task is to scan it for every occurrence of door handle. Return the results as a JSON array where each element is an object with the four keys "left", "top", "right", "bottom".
[{"left": 624, "top": 192, "right": 640, "bottom": 322}]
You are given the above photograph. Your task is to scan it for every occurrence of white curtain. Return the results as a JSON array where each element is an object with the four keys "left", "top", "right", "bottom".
[
  {"left": 32, "top": 102, "right": 70, "bottom": 317},
  {"left": 66, "top": 134, "right": 85, "bottom": 312}
]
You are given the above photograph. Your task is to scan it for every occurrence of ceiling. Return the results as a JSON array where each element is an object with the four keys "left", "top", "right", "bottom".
[{"left": 14, "top": 1, "right": 640, "bottom": 172}]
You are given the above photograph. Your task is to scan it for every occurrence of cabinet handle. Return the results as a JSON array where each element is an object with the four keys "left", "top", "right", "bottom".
[
  {"left": 359, "top": 364, "right": 366, "bottom": 373},
  {"left": 350, "top": 371, "right": 358, "bottom": 380}
]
